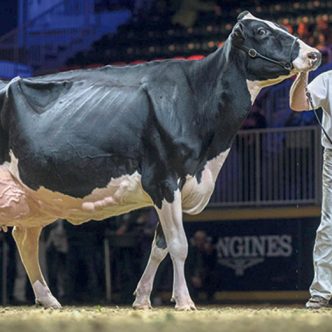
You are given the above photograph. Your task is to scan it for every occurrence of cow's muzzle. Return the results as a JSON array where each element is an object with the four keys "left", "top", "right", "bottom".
[
  {"left": 307, "top": 51, "right": 322, "bottom": 69},
  {"left": 292, "top": 40, "right": 321, "bottom": 72}
]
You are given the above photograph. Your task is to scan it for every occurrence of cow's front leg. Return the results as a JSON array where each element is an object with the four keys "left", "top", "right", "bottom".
[
  {"left": 156, "top": 190, "right": 196, "bottom": 310},
  {"left": 133, "top": 223, "right": 168, "bottom": 309},
  {"left": 12, "top": 226, "right": 61, "bottom": 309}
]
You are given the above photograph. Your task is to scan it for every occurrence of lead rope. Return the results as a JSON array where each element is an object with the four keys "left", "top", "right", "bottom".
[{"left": 305, "top": 88, "right": 332, "bottom": 145}]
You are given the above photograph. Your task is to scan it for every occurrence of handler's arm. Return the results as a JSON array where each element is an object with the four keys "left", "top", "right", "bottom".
[{"left": 289, "top": 72, "right": 310, "bottom": 111}]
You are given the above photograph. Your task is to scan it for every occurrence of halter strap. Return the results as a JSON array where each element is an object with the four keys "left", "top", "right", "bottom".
[{"left": 234, "top": 37, "right": 298, "bottom": 71}]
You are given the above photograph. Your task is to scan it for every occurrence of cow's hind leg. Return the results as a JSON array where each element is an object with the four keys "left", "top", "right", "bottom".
[
  {"left": 156, "top": 190, "right": 195, "bottom": 310},
  {"left": 133, "top": 223, "right": 168, "bottom": 309},
  {"left": 12, "top": 226, "right": 61, "bottom": 309}
]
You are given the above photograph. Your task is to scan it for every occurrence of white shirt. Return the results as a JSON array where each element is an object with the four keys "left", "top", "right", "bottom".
[{"left": 307, "top": 70, "right": 332, "bottom": 148}]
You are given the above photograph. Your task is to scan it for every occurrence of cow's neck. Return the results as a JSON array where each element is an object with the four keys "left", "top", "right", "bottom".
[{"left": 192, "top": 39, "right": 254, "bottom": 160}]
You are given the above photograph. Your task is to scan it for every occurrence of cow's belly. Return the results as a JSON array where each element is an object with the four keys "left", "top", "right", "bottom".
[{"left": 1, "top": 160, "right": 152, "bottom": 228}]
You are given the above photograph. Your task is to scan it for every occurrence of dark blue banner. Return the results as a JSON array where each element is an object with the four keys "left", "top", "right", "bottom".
[{"left": 184, "top": 217, "right": 320, "bottom": 291}]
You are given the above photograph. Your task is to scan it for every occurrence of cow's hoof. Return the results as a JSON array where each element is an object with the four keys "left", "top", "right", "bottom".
[
  {"left": 35, "top": 296, "right": 62, "bottom": 309},
  {"left": 132, "top": 289, "right": 152, "bottom": 310},
  {"left": 172, "top": 296, "right": 196, "bottom": 311},
  {"left": 132, "top": 303, "right": 152, "bottom": 310},
  {"left": 132, "top": 299, "right": 152, "bottom": 310},
  {"left": 175, "top": 302, "right": 197, "bottom": 311}
]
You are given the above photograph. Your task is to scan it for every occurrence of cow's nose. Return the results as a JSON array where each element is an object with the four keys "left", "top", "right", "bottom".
[
  {"left": 308, "top": 51, "right": 320, "bottom": 60},
  {"left": 307, "top": 51, "right": 322, "bottom": 66}
]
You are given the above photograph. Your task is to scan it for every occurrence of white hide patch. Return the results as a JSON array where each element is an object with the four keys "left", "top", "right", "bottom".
[
  {"left": 182, "top": 149, "right": 230, "bottom": 214},
  {"left": 246, "top": 80, "right": 261, "bottom": 104}
]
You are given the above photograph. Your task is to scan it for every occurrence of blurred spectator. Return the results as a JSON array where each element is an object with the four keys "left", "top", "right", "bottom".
[
  {"left": 109, "top": 212, "right": 142, "bottom": 304},
  {"left": 0, "top": 232, "right": 15, "bottom": 305},
  {"left": 64, "top": 221, "right": 106, "bottom": 304},
  {"left": 297, "top": 16, "right": 310, "bottom": 41},
  {"left": 171, "top": 0, "right": 221, "bottom": 29},
  {"left": 316, "top": 14, "right": 329, "bottom": 38},
  {"left": 12, "top": 251, "right": 28, "bottom": 304},
  {"left": 110, "top": 209, "right": 161, "bottom": 303},
  {"left": 281, "top": 18, "right": 293, "bottom": 34},
  {"left": 312, "top": 31, "right": 332, "bottom": 65},
  {"left": 315, "top": 32, "right": 327, "bottom": 51},
  {"left": 45, "top": 220, "right": 68, "bottom": 302},
  {"left": 186, "top": 230, "right": 217, "bottom": 301}
]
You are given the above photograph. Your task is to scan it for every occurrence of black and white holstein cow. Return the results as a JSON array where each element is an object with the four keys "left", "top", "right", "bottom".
[{"left": 0, "top": 12, "right": 321, "bottom": 310}]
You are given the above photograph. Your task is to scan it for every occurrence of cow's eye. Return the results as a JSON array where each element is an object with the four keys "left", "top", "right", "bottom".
[{"left": 257, "top": 28, "right": 267, "bottom": 36}]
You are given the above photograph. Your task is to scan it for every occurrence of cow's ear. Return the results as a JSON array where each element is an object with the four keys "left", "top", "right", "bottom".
[
  {"left": 237, "top": 11, "right": 250, "bottom": 21},
  {"left": 231, "top": 22, "right": 245, "bottom": 42}
]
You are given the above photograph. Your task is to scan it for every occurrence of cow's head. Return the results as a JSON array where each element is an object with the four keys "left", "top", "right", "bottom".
[{"left": 231, "top": 11, "right": 321, "bottom": 85}]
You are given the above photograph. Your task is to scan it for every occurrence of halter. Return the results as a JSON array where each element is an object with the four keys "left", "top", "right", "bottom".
[{"left": 234, "top": 36, "right": 298, "bottom": 71}]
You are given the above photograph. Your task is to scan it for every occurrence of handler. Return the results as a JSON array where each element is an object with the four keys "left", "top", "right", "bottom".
[{"left": 290, "top": 69, "right": 332, "bottom": 309}]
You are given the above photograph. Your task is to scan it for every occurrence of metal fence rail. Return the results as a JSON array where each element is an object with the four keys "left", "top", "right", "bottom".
[{"left": 210, "top": 126, "right": 322, "bottom": 207}]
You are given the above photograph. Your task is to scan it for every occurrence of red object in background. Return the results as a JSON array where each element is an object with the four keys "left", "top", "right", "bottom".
[
  {"left": 130, "top": 60, "right": 146, "bottom": 65},
  {"left": 187, "top": 55, "right": 204, "bottom": 60},
  {"left": 297, "top": 17, "right": 309, "bottom": 39},
  {"left": 316, "top": 15, "right": 328, "bottom": 33}
]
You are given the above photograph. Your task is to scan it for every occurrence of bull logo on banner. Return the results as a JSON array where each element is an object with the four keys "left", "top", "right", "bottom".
[{"left": 216, "top": 235, "right": 293, "bottom": 276}]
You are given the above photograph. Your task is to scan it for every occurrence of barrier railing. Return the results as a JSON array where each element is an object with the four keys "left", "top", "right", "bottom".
[{"left": 210, "top": 125, "right": 322, "bottom": 207}]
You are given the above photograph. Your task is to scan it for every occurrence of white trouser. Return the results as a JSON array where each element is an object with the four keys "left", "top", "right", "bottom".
[{"left": 310, "top": 148, "right": 332, "bottom": 300}]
